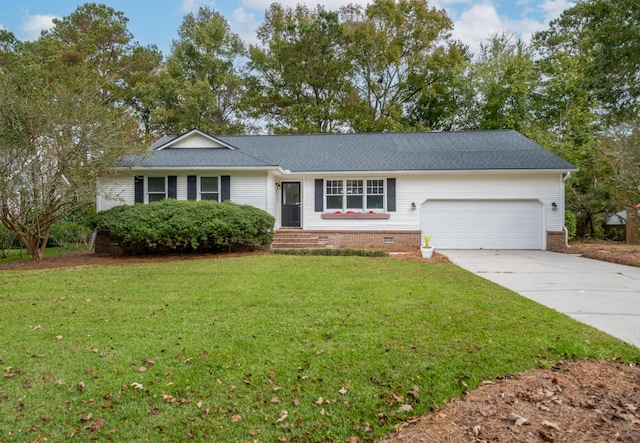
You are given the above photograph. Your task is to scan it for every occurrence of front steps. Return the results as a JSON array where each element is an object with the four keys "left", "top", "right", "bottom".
[{"left": 271, "top": 229, "right": 321, "bottom": 249}]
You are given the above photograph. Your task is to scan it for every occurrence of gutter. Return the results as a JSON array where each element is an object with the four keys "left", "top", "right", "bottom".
[{"left": 562, "top": 171, "right": 573, "bottom": 248}]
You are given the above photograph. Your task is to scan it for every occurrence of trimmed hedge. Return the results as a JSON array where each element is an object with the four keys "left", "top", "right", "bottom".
[
  {"left": 92, "top": 199, "right": 274, "bottom": 255},
  {"left": 271, "top": 248, "right": 387, "bottom": 257}
]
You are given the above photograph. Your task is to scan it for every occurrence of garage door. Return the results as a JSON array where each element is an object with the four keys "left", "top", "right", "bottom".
[{"left": 421, "top": 200, "right": 543, "bottom": 249}]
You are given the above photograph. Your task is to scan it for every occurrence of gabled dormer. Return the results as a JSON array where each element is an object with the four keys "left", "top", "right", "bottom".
[{"left": 156, "top": 129, "right": 236, "bottom": 150}]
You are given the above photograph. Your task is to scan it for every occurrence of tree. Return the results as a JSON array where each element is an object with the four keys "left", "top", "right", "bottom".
[
  {"left": 541, "top": 0, "right": 640, "bottom": 121},
  {"left": 0, "top": 7, "right": 145, "bottom": 260},
  {"left": 463, "top": 33, "right": 537, "bottom": 131},
  {"left": 150, "top": 7, "right": 246, "bottom": 135},
  {"left": 246, "top": 4, "right": 355, "bottom": 133},
  {"left": 341, "top": 0, "right": 467, "bottom": 131}
]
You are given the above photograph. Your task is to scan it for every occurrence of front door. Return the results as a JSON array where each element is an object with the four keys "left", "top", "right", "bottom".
[{"left": 281, "top": 182, "right": 301, "bottom": 227}]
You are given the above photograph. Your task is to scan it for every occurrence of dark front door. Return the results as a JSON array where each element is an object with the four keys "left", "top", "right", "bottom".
[{"left": 281, "top": 182, "right": 301, "bottom": 227}]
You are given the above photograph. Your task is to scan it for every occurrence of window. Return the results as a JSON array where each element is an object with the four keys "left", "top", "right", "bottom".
[
  {"left": 325, "top": 179, "right": 385, "bottom": 211},
  {"left": 326, "top": 180, "right": 343, "bottom": 210},
  {"left": 147, "top": 177, "right": 165, "bottom": 202},
  {"left": 200, "top": 176, "right": 219, "bottom": 201}
]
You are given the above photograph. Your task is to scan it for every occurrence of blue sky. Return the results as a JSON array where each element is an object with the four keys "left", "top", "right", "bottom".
[{"left": 0, "top": 0, "right": 575, "bottom": 57}]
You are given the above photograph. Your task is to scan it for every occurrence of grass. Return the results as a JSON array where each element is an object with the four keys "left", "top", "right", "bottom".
[
  {"left": 0, "top": 254, "right": 638, "bottom": 442},
  {"left": 0, "top": 245, "right": 87, "bottom": 265}
]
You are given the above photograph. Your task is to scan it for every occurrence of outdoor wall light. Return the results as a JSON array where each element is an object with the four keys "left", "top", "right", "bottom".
[
  {"left": 411, "top": 202, "right": 417, "bottom": 210},
  {"left": 551, "top": 202, "right": 558, "bottom": 211}
]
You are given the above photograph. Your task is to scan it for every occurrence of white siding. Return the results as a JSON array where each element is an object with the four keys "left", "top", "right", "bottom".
[
  {"left": 297, "top": 172, "right": 565, "bottom": 233},
  {"left": 228, "top": 171, "right": 269, "bottom": 211},
  {"left": 96, "top": 171, "right": 271, "bottom": 212},
  {"left": 97, "top": 175, "right": 135, "bottom": 211}
]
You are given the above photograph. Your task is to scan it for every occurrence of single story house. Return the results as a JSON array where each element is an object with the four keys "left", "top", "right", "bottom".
[{"left": 97, "top": 129, "right": 577, "bottom": 251}]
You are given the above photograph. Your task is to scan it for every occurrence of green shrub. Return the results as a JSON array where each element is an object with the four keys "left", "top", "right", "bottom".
[
  {"left": 564, "top": 210, "right": 577, "bottom": 241},
  {"left": 271, "top": 248, "right": 387, "bottom": 257},
  {"left": 0, "top": 224, "right": 18, "bottom": 258},
  {"left": 49, "top": 221, "right": 93, "bottom": 248},
  {"left": 92, "top": 199, "right": 274, "bottom": 255}
]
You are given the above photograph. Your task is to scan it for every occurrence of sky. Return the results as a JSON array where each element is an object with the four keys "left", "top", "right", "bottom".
[{"left": 0, "top": 0, "right": 575, "bottom": 57}]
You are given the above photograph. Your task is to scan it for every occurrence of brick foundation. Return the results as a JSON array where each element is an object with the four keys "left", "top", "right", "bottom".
[
  {"left": 546, "top": 231, "right": 566, "bottom": 252},
  {"left": 307, "top": 230, "right": 421, "bottom": 250}
]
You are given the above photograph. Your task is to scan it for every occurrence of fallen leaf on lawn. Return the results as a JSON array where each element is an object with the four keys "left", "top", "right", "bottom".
[
  {"left": 130, "top": 382, "right": 144, "bottom": 391},
  {"left": 248, "top": 429, "right": 260, "bottom": 436},
  {"left": 32, "top": 325, "right": 42, "bottom": 331},
  {"left": 84, "top": 418, "right": 105, "bottom": 434},
  {"left": 201, "top": 408, "right": 209, "bottom": 419},
  {"left": 293, "top": 398, "right": 300, "bottom": 406},
  {"left": 348, "top": 437, "right": 360, "bottom": 443},
  {"left": 316, "top": 397, "right": 324, "bottom": 405},
  {"left": 187, "top": 429, "right": 195, "bottom": 439},
  {"left": 271, "top": 397, "right": 281, "bottom": 403},
  {"left": 138, "top": 366, "right": 147, "bottom": 372},
  {"left": 56, "top": 336, "right": 63, "bottom": 340},
  {"left": 161, "top": 393, "right": 176, "bottom": 403},
  {"left": 397, "top": 404, "right": 413, "bottom": 413},
  {"left": 231, "top": 414, "right": 242, "bottom": 422},
  {"left": 542, "top": 420, "right": 560, "bottom": 430},
  {"left": 507, "top": 413, "right": 528, "bottom": 426},
  {"left": 276, "top": 410, "right": 289, "bottom": 423},
  {"left": 339, "top": 387, "right": 348, "bottom": 395}
]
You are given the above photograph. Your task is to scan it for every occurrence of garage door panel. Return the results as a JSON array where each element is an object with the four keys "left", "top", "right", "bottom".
[{"left": 422, "top": 200, "right": 542, "bottom": 249}]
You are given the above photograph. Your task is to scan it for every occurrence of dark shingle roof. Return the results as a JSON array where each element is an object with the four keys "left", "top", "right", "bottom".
[{"left": 125, "top": 130, "right": 576, "bottom": 172}]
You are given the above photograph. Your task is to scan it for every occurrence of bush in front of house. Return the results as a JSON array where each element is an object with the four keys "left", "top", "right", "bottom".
[
  {"left": 565, "top": 210, "right": 577, "bottom": 241},
  {"left": 92, "top": 199, "right": 275, "bottom": 255},
  {"left": 49, "top": 221, "right": 93, "bottom": 248}
]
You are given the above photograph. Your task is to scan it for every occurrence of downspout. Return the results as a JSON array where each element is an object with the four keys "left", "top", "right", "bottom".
[{"left": 562, "top": 171, "right": 573, "bottom": 248}]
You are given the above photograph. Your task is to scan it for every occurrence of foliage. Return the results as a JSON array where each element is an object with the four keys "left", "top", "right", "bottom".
[
  {"left": 271, "top": 248, "right": 387, "bottom": 257},
  {"left": 147, "top": 7, "right": 246, "bottom": 136},
  {"left": 49, "top": 221, "right": 93, "bottom": 248},
  {"left": 92, "top": 199, "right": 274, "bottom": 254},
  {"left": 246, "top": 4, "right": 355, "bottom": 133},
  {"left": 0, "top": 223, "right": 18, "bottom": 258},
  {"left": 0, "top": 255, "right": 638, "bottom": 441},
  {"left": 341, "top": 0, "right": 469, "bottom": 132},
  {"left": 423, "top": 234, "right": 432, "bottom": 247},
  {"left": 564, "top": 210, "right": 577, "bottom": 241},
  {"left": 0, "top": 4, "right": 147, "bottom": 260}
]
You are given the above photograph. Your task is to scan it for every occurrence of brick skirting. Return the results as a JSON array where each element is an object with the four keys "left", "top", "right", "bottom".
[
  {"left": 546, "top": 230, "right": 567, "bottom": 251},
  {"left": 306, "top": 230, "right": 422, "bottom": 250}
]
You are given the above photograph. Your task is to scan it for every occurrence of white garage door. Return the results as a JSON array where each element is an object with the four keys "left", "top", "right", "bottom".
[{"left": 422, "top": 200, "right": 543, "bottom": 249}]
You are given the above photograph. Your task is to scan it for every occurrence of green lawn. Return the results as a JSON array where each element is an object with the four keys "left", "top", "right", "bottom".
[
  {"left": 1, "top": 254, "right": 638, "bottom": 442},
  {"left": 0, "top": 245, "right": 87, "bottom": 265}
]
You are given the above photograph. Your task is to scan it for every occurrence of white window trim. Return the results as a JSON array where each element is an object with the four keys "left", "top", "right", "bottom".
[
  {"left": 324, "top": 178, "right": 386, "bottom": 213},
  {"left": 199, "top": 176, "right": 220, "bottom": 201},
  {"left": 147, "top": 176, "right": 166, "bottom": 203}
]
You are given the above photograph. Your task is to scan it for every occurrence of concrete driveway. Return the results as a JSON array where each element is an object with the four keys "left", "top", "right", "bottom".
[{"left": 441, "top": 250, "right": 640, "bottom": 348}]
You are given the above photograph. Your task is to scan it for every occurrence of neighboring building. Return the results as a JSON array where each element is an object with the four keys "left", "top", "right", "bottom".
[{"left": 97, "top": 129, "right": 577, "bottom": 251}]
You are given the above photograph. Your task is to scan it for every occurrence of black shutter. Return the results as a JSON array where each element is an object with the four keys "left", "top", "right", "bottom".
[
  {"left": 315, "top": 179, "right": 324, "bottom": 212},
  {"left": 221, "top": 175, "right": 231, "bottom": 201},
  {"left": 134, "top": 176, "right": 144, "bottom": 204},
  {"left": 387, "top": 178, "right": 396, "bottom": 212},
  {"left": 167, "top": 176, "right": 177, "bottom": 199},
  {"left": 187, "top": 175, "right": 197, "bottom": 200}
]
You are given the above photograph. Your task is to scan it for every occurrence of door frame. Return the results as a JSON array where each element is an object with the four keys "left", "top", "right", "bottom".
[{"left": 280, "top": 181, "right": 302, "bottom": 228}]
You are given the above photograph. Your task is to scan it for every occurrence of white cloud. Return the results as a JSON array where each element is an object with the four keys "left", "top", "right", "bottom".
[
  {"left": 21, "top": 14, "right": 58, "bottom": 40},
  {"left": 180, "top": 0, "right": 217, "bottom": 14},
  {"left": 450, "top": 3, "right": 502, "bottom": 55},
  {"left": 231, "top": 7, "right": 261, "bottom": 45},
  {"left": 540, "top": 0, "right": 575, "bottom": 23}
]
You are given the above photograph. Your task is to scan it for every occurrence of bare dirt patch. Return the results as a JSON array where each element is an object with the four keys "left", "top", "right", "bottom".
[
  {"left": 559, "top": 240, "right": 640, "bottom": 268},
  {"left": 382, "top": 359, "right": 640, "bottom": 443},
  {"left": 1, "top": 244, "right": 638, "bottom": 443}
]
